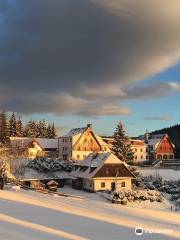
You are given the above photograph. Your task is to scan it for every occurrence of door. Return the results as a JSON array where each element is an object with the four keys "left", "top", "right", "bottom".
[{"left": 111, "top": 182, "right": 116, "bottom": 191}]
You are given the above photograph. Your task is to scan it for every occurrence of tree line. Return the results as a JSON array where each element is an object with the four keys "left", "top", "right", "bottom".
[{"left": 0, "top": 111, "right": 57, "bottom": 144}]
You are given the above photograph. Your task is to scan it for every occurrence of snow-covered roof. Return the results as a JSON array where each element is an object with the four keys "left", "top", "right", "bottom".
[
  {"left": 36, "top": 138, "right": 58, "bottom": 149},
  {"left": 64, "top": 127, "right": 86, "bottom": 137},
  {"left": 148, "top": 138, "right": 161, "bottom": 147},
  {"left": 10, "top": 137, "right": 33, "bottom": 148},
  {"left": 71, "top": 153, "right": 134, "bottom": 180},
  {"left": 10, "top": 137, "right": 58, "bottom": 150}
]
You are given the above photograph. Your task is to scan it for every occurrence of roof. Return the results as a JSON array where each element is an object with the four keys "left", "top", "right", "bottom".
[
  {"left": 64, "top": 127, "right": 86, "bottom": 137},
  {"left": 71, "top": 152, "right": 135, "bottom": 180},
  {"left": 35, "top": 138, "right": 58, "bottom": 149},
  {"left": 10, "top": 137, "right": 33, "bottom": 148},
  {"left": 61, "top": 124, "right": 110, "bottom": 150},
  {"left": 93, "top": 163, "right": 134, "bottom": 178},
  {"left": 130, "top": 139, "right": 146, "bottom": 146},
  {"left": 10, "top": 137, "right": 58, "bottom": 150}
]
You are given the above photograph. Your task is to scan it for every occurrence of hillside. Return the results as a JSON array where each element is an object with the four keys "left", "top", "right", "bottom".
[
  {"left": 151, "top": 124, "right": 180, "bottom": 158},
  {"left": 0, "top": 188, "right": 180, "bottom": 240}
]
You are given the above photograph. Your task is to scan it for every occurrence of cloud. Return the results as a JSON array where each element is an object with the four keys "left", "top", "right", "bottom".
[
  {"left": 169, "top": 82, "right": 180, "bottom": 91},
  {"left": 143, "top": 115, "right": 172, "bottom": 121},
  {"left": 0, "top": 0, "right": 180, "bottom": 116}
]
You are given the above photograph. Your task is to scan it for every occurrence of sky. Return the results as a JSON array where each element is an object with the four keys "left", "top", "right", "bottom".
[{"left": 0, "top": 0, "right": 180, "bottom": 137}]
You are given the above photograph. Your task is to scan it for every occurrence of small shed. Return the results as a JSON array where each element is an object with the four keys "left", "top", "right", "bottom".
[{"left": 46, "top": 180, "right": 58, "bottom": 192}]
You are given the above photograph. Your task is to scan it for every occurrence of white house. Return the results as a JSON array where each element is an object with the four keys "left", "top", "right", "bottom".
[
  {"left": 130, "top": 139, "right": 147, "bottom": 164},
  {"left": 58, "top": 124, "right": 110, "bottom": 161},
  {"left": 71, "top": 152, "right": 135, "bottom": 192}
]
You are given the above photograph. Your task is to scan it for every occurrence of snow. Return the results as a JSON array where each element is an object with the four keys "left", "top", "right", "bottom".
[
  {"left": 0, "top": 187, "right": 180, "bottom": 240},
  {"left": 24, "top": 167, "right": 70, "bottom": 180},
  {"left": 138, "top": 168, "right": 180, "bottom": 181},
  {"left": 35, "top": 138, "right": 58, "bottom": 149},
  {"left": 10, "top": 137, "right": 58, "bottom": 149},
  {"left": 65, "top": 127, "right": 86, "bottom": 137}
]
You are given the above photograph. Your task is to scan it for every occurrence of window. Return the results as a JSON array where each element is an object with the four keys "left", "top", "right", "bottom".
[
  {"left": 63, "top": 154, "right": 67, "bottom": 160},
  {"left": 84, "top": 147, "right": 87, "bottom": 151},
  {"left": 121, "top": 182, "right": 125, "bottom": 187},
  {"left": 141, "top": 155, "right": 143, "bottom": 159},
  {"left": 83, "top": 155, "right": 86, "bottom": 159},
  {"left": 104, "top": 147, "right": 107, "bottom": 151},
  {"left": 90, "top": 167, "right": 97, "bottom": 173},
  {"left": 140, "top": 148, "right": 143, "bottom": 152},
  {"left": 135, "top": 148, "right": 137, "bottom": 152},
  {"left": 78, "top": 147, "right": 81, "bottom": 151},
  {"left": 101, "top": 182, "right": 105, "bottom": 188},
  {"left": 77, "top": 155, "right": 80, "bottom": 159}
]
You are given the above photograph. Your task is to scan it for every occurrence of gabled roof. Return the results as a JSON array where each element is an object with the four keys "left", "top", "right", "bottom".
[
  {"left": 61, "top": 124, "right": 110, "bottom": 150},
  {"left": 64, "top": 127, "right": 86, "bottom": 137},
  {"left": 10, "top": 137, "right": 58, "bottom": 150},
  {"left": 35, "top": 138, "right": 58, "bottom": 149},
  {"left": 148, "top": 134, "right": 175, "bottom": 150},
  {"left": 71, "top": 152, "right": 135, "bottom": 180}
]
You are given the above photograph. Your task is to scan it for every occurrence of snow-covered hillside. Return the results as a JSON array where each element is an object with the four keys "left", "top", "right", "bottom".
[
  {"left": 138, "top": 168, "right": 180, "bottom": 181},
  {"left": 0, "top": 188, "right": 180, "bottom": 240}
]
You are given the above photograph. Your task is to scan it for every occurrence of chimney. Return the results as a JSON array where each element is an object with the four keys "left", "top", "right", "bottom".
[
  {"left": 144, "top": 130, "right": 149, "bottom": 143},
  {"left": 87, "top": 124, "right": 92, "bottom": 128}
]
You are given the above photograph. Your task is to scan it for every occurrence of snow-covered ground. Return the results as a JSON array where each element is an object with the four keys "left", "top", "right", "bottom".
[
  {"left": 138, "top": 168, "right": 180, "bottom": 181},
  {"left": 0, "top": 187, "right": 180, "bottom": 240}
]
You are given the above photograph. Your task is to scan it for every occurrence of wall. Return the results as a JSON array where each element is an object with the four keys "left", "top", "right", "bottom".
[
  {"left": 156, "top": 136, "right": 174, "bottom": 160},
  {"left": 130, "top": 140, "right": 147, "bottom": 163},
  {"left": 58, "top": 137, "right": 72, "bottom": 160},
  {"left": 82, "top": 179, "right": 94, "bottom": 192},
  {"left": 93, "top": 177, "right": 132, "bottom": 192}
]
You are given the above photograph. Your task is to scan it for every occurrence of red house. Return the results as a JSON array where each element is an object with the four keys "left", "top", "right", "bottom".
[{"left": 148, "top": 134, "right": 175, "bottom": 161}]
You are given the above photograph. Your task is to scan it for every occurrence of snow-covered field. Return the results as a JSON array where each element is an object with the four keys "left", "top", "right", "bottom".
[
  {"left": 138, "top": 168, "right": 180, "bottom": 181},
  {"left": 0, "top": 187, "right": 180, "bottom": 240}
]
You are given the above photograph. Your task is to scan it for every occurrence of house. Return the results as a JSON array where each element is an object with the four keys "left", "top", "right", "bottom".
[
  {"left": 10, "top": 137, "right": 58, "bottom": 158},
  {"left": 147, "top": 134, "right": 175, "bottom": 162},
  {"left": 71, "top": 152, "right": 135, "bottom": 192},
  {"left": 102, "top": 136, "right": 148, "bottom": 164},
  {"left": 129, "top": 139, "right": 148, "bottom": 164},
  {"left": 58, "top": 124, "right": 110, "bottom": 161}
]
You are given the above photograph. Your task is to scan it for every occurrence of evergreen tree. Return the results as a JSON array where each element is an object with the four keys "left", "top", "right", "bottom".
[
  {"left": 50, "top": 122, "right": 57, "bottom": 138},
  {"left": 16, "top": 116, "right": 23, "bottom": 137},
  {"left": 0, "top": 111, "right": 9, "bottom": 144},
  {"left": 111, "top": 122, "right": 134, "bottom": 163},
  {"left": 9, "top": 112, "right": 17, "bottom": 137},
  {"left": 24, "top": 120, "right": 37, "bottom": 138},
  {"left": 41, "top": 119, "right": 47, "bottom": 138},
  {"left": 46, "top": 123, "right": 52, "bottom": 138},
  {"left": 36, "top": 120, "right": 46, "bottom": 138}
]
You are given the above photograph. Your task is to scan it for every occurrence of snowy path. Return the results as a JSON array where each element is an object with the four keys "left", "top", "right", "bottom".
[{"left": 0, "top": 189, "right": 180, "bottom": 240}]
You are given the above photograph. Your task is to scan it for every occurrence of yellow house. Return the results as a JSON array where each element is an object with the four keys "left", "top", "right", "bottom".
[
  {"left": 71, "top": 152, "right": 135, "bottom": 192},
  {"left": 10, "top": 137, "right": 58, "bottom": 159}
]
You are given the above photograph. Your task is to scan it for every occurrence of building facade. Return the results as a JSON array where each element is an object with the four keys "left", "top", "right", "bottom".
[
  {"left": 58, "top": 124, "right": 110, "bottom": 161},
  {"left": 147, "top": 134, "right": 175, "bottom": 161},
  {"left": 10, "top": 137, "right": 58, "bottom": 158},
  {"left": 130, "top": 139, "right": 147, "bottom": 164},
  {"left": 71, "top": 152, "right": 135, "bottom": 192}
]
